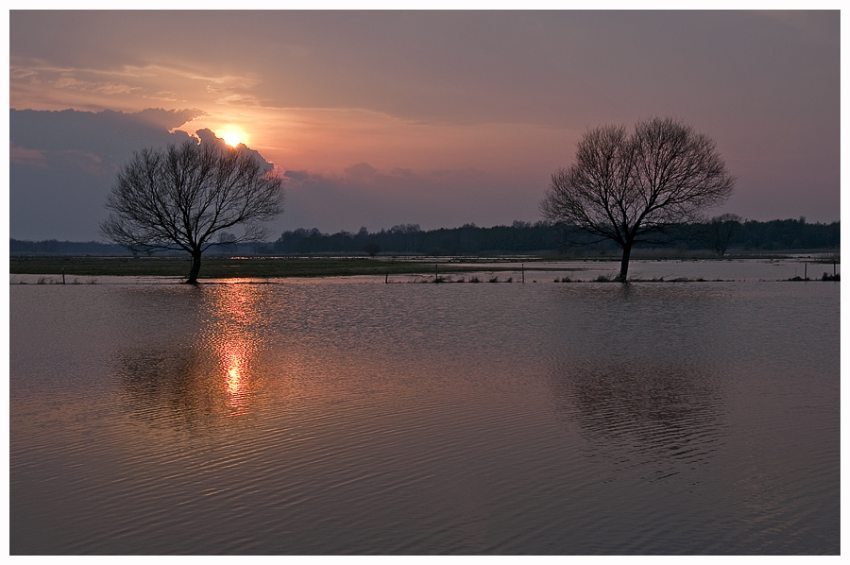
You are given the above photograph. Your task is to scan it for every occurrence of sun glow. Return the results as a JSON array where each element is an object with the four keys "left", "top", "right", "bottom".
[
  {"left": 226, "top": 350, "right": 243, "bottom": 396},
  {"left": 218, "top": 125, "right": 248, "bottom": 148}
]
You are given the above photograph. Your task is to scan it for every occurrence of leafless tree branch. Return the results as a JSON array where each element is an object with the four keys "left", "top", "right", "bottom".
[
  {"left": 101, "top": 140, "right": 283, "bottom": 283},
  {"left": 541, "top": 117, "right": 734, "bottom": 280}
]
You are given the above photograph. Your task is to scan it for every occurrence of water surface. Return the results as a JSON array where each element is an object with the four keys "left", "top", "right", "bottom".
[{"left": 10, "top": 278, "right": 839, "bottom": 554}]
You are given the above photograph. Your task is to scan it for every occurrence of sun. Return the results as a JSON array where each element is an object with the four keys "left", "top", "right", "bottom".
[{"left": 218, "top": 125, "right": 248, "bottom": 148}]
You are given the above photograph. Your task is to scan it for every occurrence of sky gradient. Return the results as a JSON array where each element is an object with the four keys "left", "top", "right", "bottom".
[{"left": 10, "top": 10, "right": 840, "bottom": 241}]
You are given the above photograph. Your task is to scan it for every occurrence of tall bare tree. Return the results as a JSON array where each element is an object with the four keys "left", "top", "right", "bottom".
[
  {"left": 101, "top": 140, "right": 283, "bottom": 283},
  {"left": 542, "top": 117, "right": 734, "bottom": 281}
]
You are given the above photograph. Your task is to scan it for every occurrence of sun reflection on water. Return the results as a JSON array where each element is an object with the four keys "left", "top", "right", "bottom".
[
  {"left": 226, "top": 350, "right": 243, "bottom": 396},
  {"left": 221, "top": 337, "right": 254, "bottom": 417},
  {"left": 211, "top": 284, "right": 264, "bottom": 417}
]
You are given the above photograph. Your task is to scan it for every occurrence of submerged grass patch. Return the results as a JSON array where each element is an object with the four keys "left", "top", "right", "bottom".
[{"left": 10, "top": 256, "right": 526, "bottom": 279}]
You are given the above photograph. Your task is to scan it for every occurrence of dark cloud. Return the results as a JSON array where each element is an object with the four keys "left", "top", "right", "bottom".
[
  {"left": 344, "top": 162, "right": 378, "bottom": 181},
  {"left": 10, "top": 108, "right": 276, "bottom": 240},
  {"left": 132, "top": 108, "right": 206, "bottom": 130},
  {"left": 10, "top": 108, "right": 200, "bottom": 164},
  {"left": 282, "top": 169, "right": 312, "bottom": 182},
  {"left": 194, "top": 128, "right": 275, "bottom": 173},
  {"left": 195, "top": 128, "right": 223, "bottom": 145}
]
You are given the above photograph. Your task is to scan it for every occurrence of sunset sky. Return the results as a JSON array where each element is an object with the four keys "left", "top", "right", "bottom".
[{"left": 9, "top": 10, "right": 840, "bottom": 241}]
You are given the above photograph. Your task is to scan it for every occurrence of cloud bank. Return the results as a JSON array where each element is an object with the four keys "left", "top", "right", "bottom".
[{"left": 10, "top": 108, "right": 277, "bottom": 240}]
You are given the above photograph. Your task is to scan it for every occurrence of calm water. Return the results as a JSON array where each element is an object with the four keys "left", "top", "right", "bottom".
[{"left": 10, "top": 276, "right": 839, "bottom": 554}]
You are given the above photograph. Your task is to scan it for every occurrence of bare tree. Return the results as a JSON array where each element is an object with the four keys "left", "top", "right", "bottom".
[
  {"left": 706, "top": 213, "right": 742, "bottom": 257},
  {"left": 542, "top": 117, "right": 734, "bottom": 281},
  {"left": 101, "top": 140, "right": 283, "bottom": 283}
]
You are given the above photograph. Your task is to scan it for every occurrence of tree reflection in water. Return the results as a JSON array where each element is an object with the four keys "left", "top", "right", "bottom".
[
  {"left": 117, "top": 283, "right": 267, "bottom": 430},
  {"left": 550, "top": 359, "right": 728, "bottom": 482}
]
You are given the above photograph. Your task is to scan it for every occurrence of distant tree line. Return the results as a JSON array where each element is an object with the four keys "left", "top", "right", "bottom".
[
  {"left": 272, "top": 222, "right": 563, "bottom": 255},
  {"left": 271, "top": 218, "right": 839, "bottom": 256},
  {"left": 10, "top": 218, "right": 839, "bottom": 257},
  {"left": 10, "top": 239, "right": 134, "bottom": 256}
]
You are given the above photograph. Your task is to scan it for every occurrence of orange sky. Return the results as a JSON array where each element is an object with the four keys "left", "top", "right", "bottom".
[{"left": 9, "top": 11, "right": 841, "bottom": 238}]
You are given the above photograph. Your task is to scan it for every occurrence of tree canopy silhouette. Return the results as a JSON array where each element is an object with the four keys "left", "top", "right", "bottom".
[
  {"left": 101, "top": 140, "right": 283, "bottom": 283},
  {"left": 706, "top": 213, "right": 742, "bottom": 257},
  {"left": 542, "top": 117, "right": 734, "bottom": 281}
]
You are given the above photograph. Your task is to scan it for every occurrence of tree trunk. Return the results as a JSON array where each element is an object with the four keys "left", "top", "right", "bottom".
[
  {"left": 186, "top": 249, "right": 202, "bottom": 284},
  {"left": 618, "top": 241, "right": 633, "bottom": 282}
]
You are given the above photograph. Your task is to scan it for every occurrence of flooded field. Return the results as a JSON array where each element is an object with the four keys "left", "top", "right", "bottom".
[
  {"left": 8, "top": 256, "right": 841, "bottom": 286},
  {"left": 10, "top": 270, "right": 840, "bottom": 554}
]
